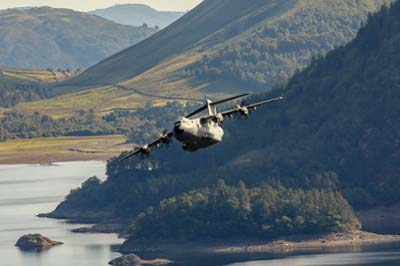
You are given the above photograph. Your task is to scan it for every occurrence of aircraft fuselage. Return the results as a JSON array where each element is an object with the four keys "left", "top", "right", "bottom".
[{"left": 173, "top": 117, "right": 224, "bottom": 151}]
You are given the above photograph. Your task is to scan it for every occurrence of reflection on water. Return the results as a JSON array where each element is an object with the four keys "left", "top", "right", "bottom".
[
  {"left": 227, "top": 251, "right": 400, "bottom": 266},
  {"left": 0, "top": 162, "right": 123, "bottom": 266}
]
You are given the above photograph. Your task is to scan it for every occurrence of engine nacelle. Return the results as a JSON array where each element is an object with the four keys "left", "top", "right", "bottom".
[
  {"left": 215, "top": 113, "right": 224, "bottom": 123},
  {"left": 140, "top": 145, "right": 151, "bottom": 154},
  {"left": 239, "top": 106, "right": 249, "bottom": 116}
]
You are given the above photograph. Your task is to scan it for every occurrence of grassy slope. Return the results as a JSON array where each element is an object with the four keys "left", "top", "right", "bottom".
[
  {"left": 14, "top": 0, "right": 390, "bottom": 117},
  {"left": 0, "top": 67, "right": 55, "bottom": 109},
  {"left": 65, "top": 0, "right": 387, "bottom": 91},
  {"left": 0, "top": 135, "right": 130, "bottom": 164},
  {"left": 64, "top": 0, "right": 277, "bottom": 87},
  {"left": 15, "top": 0, "right": 298, "bottom": 116},
  {"left": 15, "top": 85, "right": 141, "bottom": 117},
  {"left": 0, "top": 67, "right": 55, "bottom": 83}
]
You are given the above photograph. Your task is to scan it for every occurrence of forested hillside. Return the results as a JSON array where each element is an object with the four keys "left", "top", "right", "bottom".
[
  {"left": 187, "top": 0, "right": 393, "bottom": 89},
  {"left": 47, "top": 1, "right": 400, "bottom": 240},
  {"left": 131, "top": 182, "right": 360, "bottom": 240},
  {"left": 0, "top": 7, "right": 157, "bottom": 69}
]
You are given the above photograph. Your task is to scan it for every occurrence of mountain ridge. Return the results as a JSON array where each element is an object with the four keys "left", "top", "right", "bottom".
[
  {"left": 89, "top": 4, "right": 185, "bottom": 28},
  {"left": 0, "top": 7, "right": 157, "bottom": 69},
  {"left": 67, "top": 0, "right": 274, "bottom": 87},
  {"left": 19, "top": 0, "right": 390, "bottom": 117},
  {"left": 62, "top": 0, "right": 389, "bottom": 92}
]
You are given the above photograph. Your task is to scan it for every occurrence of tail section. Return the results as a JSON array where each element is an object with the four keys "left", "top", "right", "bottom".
[{"left": 206, "top": 99, "right": 217, "bottom": 116}]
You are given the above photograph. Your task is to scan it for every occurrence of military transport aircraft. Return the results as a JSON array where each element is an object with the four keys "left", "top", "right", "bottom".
[{"left": 122, "top": 94, "right": 283, "bottom": 160}]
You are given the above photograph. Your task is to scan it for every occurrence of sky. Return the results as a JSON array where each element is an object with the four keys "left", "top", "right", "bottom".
[{"left": 0, "top": 0, "right": 203, "bottom": 12}]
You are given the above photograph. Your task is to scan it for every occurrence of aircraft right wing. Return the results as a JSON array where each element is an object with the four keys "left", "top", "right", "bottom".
[{"left": 219, "top": 96, "right": 284, "bottom": 118}]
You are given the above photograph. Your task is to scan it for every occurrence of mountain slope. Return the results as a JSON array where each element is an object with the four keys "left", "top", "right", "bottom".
[
  {"left": 0, "top": 68, "right": 55, "bottom": 107},
  {"left": 48, "top": 1, "right": 400, "bottom": 233},
  {"left": 89, "top": 4, "right": 184, "bottom": 28},
  {"left": 0, "top": 7, "right": 157, "bottom": 69},
  {"left": 208, "top": 0, "right": 400, "bottom": 208},
  {"left": 66, "top": 0, "right": 389, "bottom": 90},
  {"left": 24, "top": 0, "right": 391, "bottom": 117},
  {"left": 68, "top": 0, "right": 284, "bottom": 87}
]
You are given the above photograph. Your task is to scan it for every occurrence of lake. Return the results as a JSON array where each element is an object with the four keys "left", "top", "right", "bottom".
[
  {"left": 222, "top": 249, "right": 400, "bottom": 266},
  {"left": 1, "top": 161, "right": 400, "bottom": 266},
  {"left": 0, "top": 161, "right": 122, "bottom": 266}
]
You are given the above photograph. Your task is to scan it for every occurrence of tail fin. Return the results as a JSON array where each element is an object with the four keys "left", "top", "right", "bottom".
[{"left": 206, "top": 99, "right": 217, "bottom": 116}]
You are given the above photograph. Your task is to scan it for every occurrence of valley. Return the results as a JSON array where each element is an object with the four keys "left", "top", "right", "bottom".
[
  {"left": 5, "top": 0, "right": 389, "bottom": 121},
  {"left": 1, "top": 1, "right": 400, "bottom": 266},
  {"left": 43, "top": 0, "right": 400, "bottom": 245}
]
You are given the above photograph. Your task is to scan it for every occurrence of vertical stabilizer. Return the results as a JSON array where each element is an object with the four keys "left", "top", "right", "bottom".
[{"left": 207, "top": 99, "right": 217, "bottom": 116}]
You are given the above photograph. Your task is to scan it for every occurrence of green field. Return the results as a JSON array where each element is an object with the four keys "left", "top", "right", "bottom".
[
  {"left": 1, "top": 67, "right": 56, "bottom": 83},
  {"left": 0, "top": 135, "right": 130, "bottom": 164}
]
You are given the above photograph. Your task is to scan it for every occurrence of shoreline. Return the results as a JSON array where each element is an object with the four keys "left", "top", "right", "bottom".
[
  {"left": 119, "top": 231, "right": 400, "bottom": 257},
  {"left": 37, "top": 212, "right": 400, "bottom": 257},
  {"left": 214, "top": 231, "right": 400, "bottom": 254},
  {"left": 0, "top": 152, "right": 115, "bottom": 165}
]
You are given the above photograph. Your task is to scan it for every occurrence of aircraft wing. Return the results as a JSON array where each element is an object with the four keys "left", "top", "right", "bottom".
[
  {"left": 185, "top": 93, "right": 250, "bottom": 119},
  {"left": 219, "top": 96, "right": 283, "bottom": 118},
  {"left": 121, "top": 131, "right": 174, "bottom": 160}
]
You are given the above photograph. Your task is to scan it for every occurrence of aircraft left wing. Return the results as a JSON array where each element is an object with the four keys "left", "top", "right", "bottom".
[
  {"left": 121, "top": 131, "right": 174, "bottom": 160},
  {"left": 185, "top": 93, "right": 250, "bottom": 119}
]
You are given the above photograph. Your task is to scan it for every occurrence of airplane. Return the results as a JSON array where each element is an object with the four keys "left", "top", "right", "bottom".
[{"left": 121, "top": 94, "right": 283, "bottom": 160}]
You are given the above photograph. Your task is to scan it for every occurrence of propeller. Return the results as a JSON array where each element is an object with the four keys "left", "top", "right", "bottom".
[
  {"left": 136, "top": 144, "right": 151, "bottom": 155},
  {"left": 236, "top": 104, "right": 249, "bottom": 116},
  {"left": 212, "top": 113, "right": 224, "bottom": 125},
  {"left": 160, "top": 128, "right": 171, "bottom": 144},
  {"left": 120, "top": 144, "right": 150, "bottom": 161}
]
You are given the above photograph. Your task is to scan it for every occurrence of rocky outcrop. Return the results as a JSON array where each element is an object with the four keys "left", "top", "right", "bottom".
[
  {"left": 15, "top": 234, "right": 63, "bottom": 251},
  {"left": 71, "top": 223, "right": 124, "bottom": 234},
  {"left": 109, "top": 254, "right": 142, "bottom": 266},
  {"left": 109, "top": 254, "right": 173, "bottom": 266},
  {"left": 37, "top": 206, "right": 115, "bottom": 222}
]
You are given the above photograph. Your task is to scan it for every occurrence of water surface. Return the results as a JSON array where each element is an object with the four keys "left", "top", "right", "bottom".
[
  {"left": 0, "top": 161, "right": 123, "bottom": 266},
  {"left": 1, "top": 162, "right": 400, "bottom": 266},
  {"left": 226, "top": 250, "right": 400, "bottom": 266}
]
